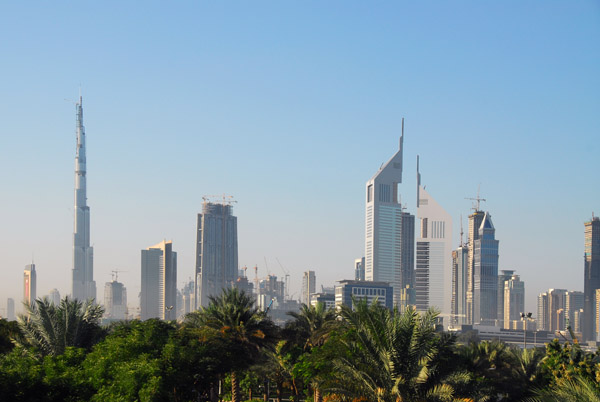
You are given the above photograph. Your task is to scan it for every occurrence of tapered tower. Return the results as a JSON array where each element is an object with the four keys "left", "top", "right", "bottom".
[{"left": 71, "top": 96, "right": 96, "bottom": 302}]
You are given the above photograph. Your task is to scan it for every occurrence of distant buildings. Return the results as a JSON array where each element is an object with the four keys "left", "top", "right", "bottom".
[
  {"left": 301, "top": 271, "right": 316, "bottom": 305},
  {"left": 48, "top": 289, "right": 61, "bottom": 306},
  {"left": 104, "top": 280, "right": 127, "bottom": 320},
  {"left": 141, "top": 240, "right": 177, "bottom": 320},
  {"left": 537, "top": 289, "right": 567, "bottom": 332},
  {"left": 257, "top": 275, "right": 285, "bottom": 310},
  {"left": 473, "top": 212, "right": 499, "bottom": 325},
  {"left": 497, "top": 270, "right": 515, "bottom": 328},
  {"left": 24, "top": 263, "right": 36, "bottom": 305},
  {"left": 335, "top": 280, "right": 393, "bottom": 310},
  {"left": 415, "top": 156, "right": 452, "bottom": 315},
  {"left": 71, "top": 96, "right": 96, "bottom": 302},
  {"left": 310, "top": 292, "right": 335, "bottom": 310},
  {"left": 583, "top": 215, "right": 600, "bottom": 341},
  {"left": 503, "top": 274, "right": 524, "bottom": 330},
  {"left": 180, "top": 280, "right": 195, "bottom": 317},
  {"left": 6, "top": 299, "right": 15, "bottom": 321},
  {"left": 195, "top": 201, "right": 238, "bottom": 308}
]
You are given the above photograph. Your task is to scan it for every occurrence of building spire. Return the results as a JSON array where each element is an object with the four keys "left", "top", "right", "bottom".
[{"left": 416, "top": 154, "right": 421, "bottom": 207}]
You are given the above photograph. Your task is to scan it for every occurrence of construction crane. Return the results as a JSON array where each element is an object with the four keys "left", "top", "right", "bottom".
[
  {"left": 202, "top": 194, "right": 237, "bottom": 206},
  {"left": 465, "top": 184, "right": 486, "bottom": 211},
  {"left": 242, "top": 265, "right": 248, "bottom": 278},
  {"left": 276, "top": 258, "right": 290, "bottom": 301}
]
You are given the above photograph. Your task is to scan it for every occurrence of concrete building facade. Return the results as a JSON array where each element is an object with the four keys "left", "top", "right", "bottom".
[{"left": 141, "top": 240, "right": 177, "bottom": 320}]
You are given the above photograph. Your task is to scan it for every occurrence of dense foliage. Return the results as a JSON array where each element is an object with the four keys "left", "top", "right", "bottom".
[{"left": 1, "top": 292, "right": 599, "bottom": 401}]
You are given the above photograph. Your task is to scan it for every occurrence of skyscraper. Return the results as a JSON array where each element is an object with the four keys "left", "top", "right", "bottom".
[
  {"left": 538, "top": 288, "right": 567, "bottom": 332},
  {"left": 415, "top": 156, "right": 452, "bottom": 315},
  {"left": 583, "top": 215, "right": 600, "bottom": 341},
  {"left": 302, "top": 270, "right": 316, "bottom": 305},
  {"left": 195, "top": 200, "right": 238, "bottom": 308},
  {"left": 473, "top": 212, "right": 499, "bottom": 325},
  {"left": 71, "top": 96, "right": 96, "bottom": 302},
  {"left": 141, "top": 240, "right": 177, "bottom": 320},
  {"left": 503, "top": 274, "right": 524, "bottom": 330},
  {"left": 104, "top": 279, "right": 127, "bottom": 320},
  {"left": 565, "top": 290, "right": 584, "bottom": 330},
  {"left": 24, "top": 263, "right": 36, "bottom": 305},
  {"left": 466, "top": 209, "right": 485, "bottom": 324},
  {"left": 451, "top": 242, "right": 468, "bottom": 327},
  {"left": 365, "top": 119, "right": 413, "bottom": 305}
]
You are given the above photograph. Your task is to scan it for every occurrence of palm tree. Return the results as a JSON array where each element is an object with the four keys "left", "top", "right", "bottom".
[
  {"left": 330, "top": 299, "right": 468, "bottom": 402},
  {"left": 185, "top": 288, "right": 278, "bottom": 402},
  {"left": 527, "top": 375, "right": 600, "bottom": 402},
  {"left": 15, "top": 296, "right": 104, "bottom": 356},
  {"left": 284, "top": 302, "right": 339, "bottom": 402}
]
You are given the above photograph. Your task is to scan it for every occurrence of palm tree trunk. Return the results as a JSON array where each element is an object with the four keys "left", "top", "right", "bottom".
[
  {"left": 231, "top": 372, "right": 241, "bottom": 402},
  {"left": 314, "top": 387, "right": 322, "bottom": 402}
]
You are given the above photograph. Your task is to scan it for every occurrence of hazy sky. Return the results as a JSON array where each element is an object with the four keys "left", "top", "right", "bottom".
[{"left": 1, "top": 2, "right": 598, "bottom": 316}]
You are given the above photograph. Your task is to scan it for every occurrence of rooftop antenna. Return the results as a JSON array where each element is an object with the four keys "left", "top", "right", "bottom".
[
  {"left": 416, "top": 155, "right": 421, "bottom": 207},
  {"left": 465, "top": 184, "right": 486, "bottom": 211}
]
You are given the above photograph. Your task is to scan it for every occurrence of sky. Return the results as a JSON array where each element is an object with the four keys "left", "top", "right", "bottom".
[{"left": 0, "top": 2, "right": 598, "bottom": 316}]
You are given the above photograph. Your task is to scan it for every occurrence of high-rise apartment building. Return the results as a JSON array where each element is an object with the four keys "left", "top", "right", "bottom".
[
  {"left": 583, "top": 216, "right": 600, "bottom": 341},
  {"left": 451, "top": 242, "right": 468, "bottom": 327},
  {"left": 355, "top": 257, "right": 365, "bottom": 281},
  {"left": 71, "top": 96, "right": 96, "bottom": 302},
  {"left": 466, "top": 209, "right": 485, "bottom": 324},
  {"left": 195, "top": 201, "right": 238, "bottom": 308},
  {"left": 141, "top": 240, "right": 177, "bottom": 320},
  {"left": 302, "top": 271, "right": 316, "bottom": 305},
  {"left": 503, "top": 274, "right": 524, "bottom": 329},
  {"left": 473, "top": 212, "right": 499, "bottom": 325},
  {"left": 24, "top": 263, "right": 36, "bottom": 305},
  {"left": 497, "top": 270, "right": 515, "bottom": 328},
  {"left": 365, "top": 119, "right": 414, "bottom": 306},
  {"left": 6, "top": 298, "right": 15, "bottom": 321},
  {"left": 415, "top": 156, "right": 452, "bottom": 315}
]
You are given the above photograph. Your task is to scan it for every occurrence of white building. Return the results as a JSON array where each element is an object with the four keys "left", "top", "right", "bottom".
[
  {"left": 365, "top": 119, "right": 413, "bottom": 305},
  {"left": 415, "top": 156, "right": 452, "bottom": 317}
]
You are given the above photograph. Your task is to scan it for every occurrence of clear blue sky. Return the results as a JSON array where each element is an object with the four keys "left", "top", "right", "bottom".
[{"left": 0, "top": 2, "right": 598, "bottom": 315}]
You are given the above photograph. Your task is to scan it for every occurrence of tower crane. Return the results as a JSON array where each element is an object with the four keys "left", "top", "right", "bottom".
[
  {"left": 111, "top": 269, "right": 127, "bottom": 282},
  {"left": 276, "top": 258, "right": 290, "bottom": 301},
  {"left": 465, "top": 184, "right": 486, "bottom": 211}
]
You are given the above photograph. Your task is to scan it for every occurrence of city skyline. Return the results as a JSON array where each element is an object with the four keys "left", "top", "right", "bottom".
[{"left": 0, "top": 2, "right": 598, "bottom": 315}]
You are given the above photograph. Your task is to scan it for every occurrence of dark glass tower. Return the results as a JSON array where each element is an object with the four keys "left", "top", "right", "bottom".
[{"left": 584, "top": 216, "right": 600, "bottom": 341}]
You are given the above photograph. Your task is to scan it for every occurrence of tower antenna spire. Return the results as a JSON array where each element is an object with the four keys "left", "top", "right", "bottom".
[
  {"left": 416, "top": 154, "right": 421, "bottom": 207},
  {"left": 460, "top": 214, "right": 464, "bottom": 246}
]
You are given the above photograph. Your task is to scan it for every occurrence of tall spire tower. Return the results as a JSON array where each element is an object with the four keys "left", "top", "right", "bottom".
[{"left": 71, "top": 95, "right": 96, "bottom": 301}]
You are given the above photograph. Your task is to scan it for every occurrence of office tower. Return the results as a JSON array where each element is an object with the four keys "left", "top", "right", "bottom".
[
  {"left": 302, "top": 271, "right": 316, "bottom": 305},
  {"left": 6, "top": 298, "right": 15, "bottom": 321},
  {"left": 24, "top": 263, "right": 36, "bottom": 305},
  {"left": 141, "top": 240, "right": 177, "bottom": 320},
  {"left": 335, "top": 280, "right": 393, "bottom": 310},
  {"left": 596, "top": 289, "right": 600, "bottom": 340},
  {"left": 451, "top": 244, "right": 468, "bottom": 327},
  {"left": 565, "top": 291, "right": 584, "bottom": 330},
  {"left": 497, "top": 270, "right": 515, "bottom": 328},
  {"left": 415, "top": 156, "right": 452, "bottom": 314},
  {"left": 365, "top": 119, "right": 414, "bottom": 306},
  {"left": 180, "top": 280, "right": 195, "bottom": 316},
  {"left": 355, "top": 257, "right": 365, "bottom": 281},
  {"left": 466, "top": 209, "right": 485, "bottom": 324},
  {"left": 584, "top": 216, "right": 600, "bottom": 341},
  {"left": 48, "top": 289, "right": 61, "bottom": 306},
  {"left": 71, "top": 96, "right": 96, "bottom": 302},
  {"left": 104, "top": 280, "right": 127, "bottom": 320},
  {"left": 503, "top": 274, "right": 524, "bottom": 329},
  {"left": 195, "top": 200, "right": 238, "bottom": 308},
  {"left": 473, "top": 212, "right": 499, "bottom": 325}
]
